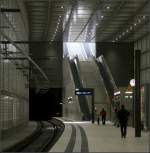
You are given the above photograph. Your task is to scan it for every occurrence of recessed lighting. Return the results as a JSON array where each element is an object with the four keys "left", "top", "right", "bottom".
[
  {"left": 134, "top": 23, "right": 137, "bottom": 26},
  {"left": 138, "top": 19, "right": 141, "bottom": 23},
  {"left": 106, "top": 6, "right": 110, "bottom": 10},
  {"left": 101, "top": 15, "right": 104, "bottom": 19},
  {"left": 61, "top": 6, "right": 64, "bottom": 9},
  {"left": 143, "top": 15, "right": 146, "bottom": 19},
  {"left": 59, "top": 15, "right": 62, "bottom": 18},
  {"left": 126, "top": 30, "right": 129, "bottom": 33}
]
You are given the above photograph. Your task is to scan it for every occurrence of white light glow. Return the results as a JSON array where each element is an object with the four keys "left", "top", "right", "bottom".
[
  {"left": 63, "top": 42, "right": 96, "bottom": 61},
  {"left": 114, "top": 91, "right": 121, "bottom": 96},
  {"left": 125, "top": 91, "right": 133, "bottom": 94},
  {"left": 106, "top": 6, "right": 110, "bottom": 9},
  {"left": 4, "top": 59, "right": 10, "bottom": 63},
  {"left": 78, "top": 9, "right": 84, "bottom": 14},
  {"left": 130, "top": 79, "right": 135, "bottom": 87},
  {"left": 63, "top": 121, "right": 91, "bottom": 124}
]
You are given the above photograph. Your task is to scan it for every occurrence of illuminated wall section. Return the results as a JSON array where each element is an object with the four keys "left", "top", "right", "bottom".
[{"left": 63, "top": 42, "right": 96, "bottom": 61}]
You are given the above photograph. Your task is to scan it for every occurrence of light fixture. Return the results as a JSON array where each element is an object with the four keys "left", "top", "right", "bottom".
[
  {"left": 138, "top": 19, "right": 141, "bottom": 23},
  {"left": 101, "top": 15, "right": 104, "bottom": 19},
  {"left": 114, "top": 91, "right": 121, "bottom": 96},
  {"left": 106, "top": 6, "right": 110, "bottom": 10},
  {"left": 134, "top": 23, "right": 137, "bottom": 26},
  {"left": 130, "top": 26, "right": 133, "bottom": 30},
  {"left": 126, "top": 29, "right": 129, "bottom": 33},
  {"left": 130, "top": 79, "right": 135, "bottom": 87},
  {"left": 125, "top": 91, "right": 133, "bottom": 94},
  {"left": 143, "top": 15, "right": 146, "bottom": 19},
  {"left": 61, "top": 6, "right": 64, "bottom": 9}
]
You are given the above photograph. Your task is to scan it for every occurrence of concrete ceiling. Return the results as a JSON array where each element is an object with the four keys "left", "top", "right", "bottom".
[
  {"left": 25, "top": 0, "right": 150, "bottom": 43},
  {"left": 24, "top": 0, "right": 150, "bottom": 90}
]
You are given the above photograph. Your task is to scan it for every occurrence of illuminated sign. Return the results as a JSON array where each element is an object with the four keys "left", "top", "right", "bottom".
[{"left": 75, "top": 88, "right": 93, "bottom": 95}]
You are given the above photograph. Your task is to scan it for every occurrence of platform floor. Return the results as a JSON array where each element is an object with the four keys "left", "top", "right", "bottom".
[
  {"left": 49, "top": 119, "right": 149, "bottom": 152},
  {"left": 1, "top": 121, "right": 37, "bottom": 151}
]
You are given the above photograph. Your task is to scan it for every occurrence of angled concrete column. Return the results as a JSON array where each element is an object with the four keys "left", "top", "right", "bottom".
[{"left": 135, "top": 50, "right": 141, "bottom": 137}]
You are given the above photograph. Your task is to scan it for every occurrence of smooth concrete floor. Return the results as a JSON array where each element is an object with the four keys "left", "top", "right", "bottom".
[{"left": 49, "top": 120, "right": 149, "bottom": 152}]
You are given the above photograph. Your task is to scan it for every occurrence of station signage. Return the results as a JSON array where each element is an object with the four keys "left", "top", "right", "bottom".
[{"left": 75, "top": 88, "right": 93, "bottom": 95}]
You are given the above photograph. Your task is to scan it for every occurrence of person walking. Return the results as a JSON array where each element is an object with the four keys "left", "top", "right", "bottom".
[
  {"left": 117, "top": 105, "right": 130, "bottom": 138},
  {"left": 100, "top": 108, "right": 107, "bottom": 125},
  {"left": 97, "top": 115, "right": 100, "bottom": 125},
  {"left": 114, "top": 108, "right": 119, "bottom": 127}
]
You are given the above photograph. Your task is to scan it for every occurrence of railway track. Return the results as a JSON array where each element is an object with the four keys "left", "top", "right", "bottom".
[{"left": 3, "top": 118, "right": 65, "bottom": 152}]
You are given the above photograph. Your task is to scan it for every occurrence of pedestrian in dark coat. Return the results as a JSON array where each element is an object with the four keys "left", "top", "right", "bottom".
[
  {"left": 117, "top": 105, "right": 130, "bottom": 138},
  {"left": 100, "top": 108, "right": 107, "bottom": 125}
]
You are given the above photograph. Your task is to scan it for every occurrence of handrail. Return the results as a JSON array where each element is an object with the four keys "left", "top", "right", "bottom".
[{"left": 96, "top": 55, "right": 118, "bottom": 92}]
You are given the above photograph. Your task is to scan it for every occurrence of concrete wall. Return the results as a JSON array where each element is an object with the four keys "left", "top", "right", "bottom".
[
  {"left": 62, "top": 58, "right": 83, "bottom": 120},
  {"left": 134, "top": 32, "right": 150, "bottom": 130},
  {"left": 0, "top": 0, "right": 29, "bottom": 142},
  {"left": 30, "top": 42, "right": 63, "bottom": 89},
  {"left": 96, "top": 42, "right": 134, "bottom": 87}
]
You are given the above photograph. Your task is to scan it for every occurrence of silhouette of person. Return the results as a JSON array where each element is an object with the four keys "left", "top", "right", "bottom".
[
  {"left": 97, "top": 114, "right": 100, "bottom": 125},
  {"left": 100, "top": 108, "right": 107, "bottom": 125},
  {"left": 117, "top": 105, "right": 130, "bottom": 138},
  {"left": 114, "top": 107, "right": 119, "bottom": 127}
]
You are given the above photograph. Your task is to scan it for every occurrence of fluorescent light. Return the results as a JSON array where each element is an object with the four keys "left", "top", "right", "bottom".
[
  {"left": 114, "top": 91, "right": 121, "bottom": 96},
  {"left": 63, "top": 121, "right": 91, "bottom": 124},
  {"left": 125, "top": 91, "right": 133, "bottom": 94}
]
